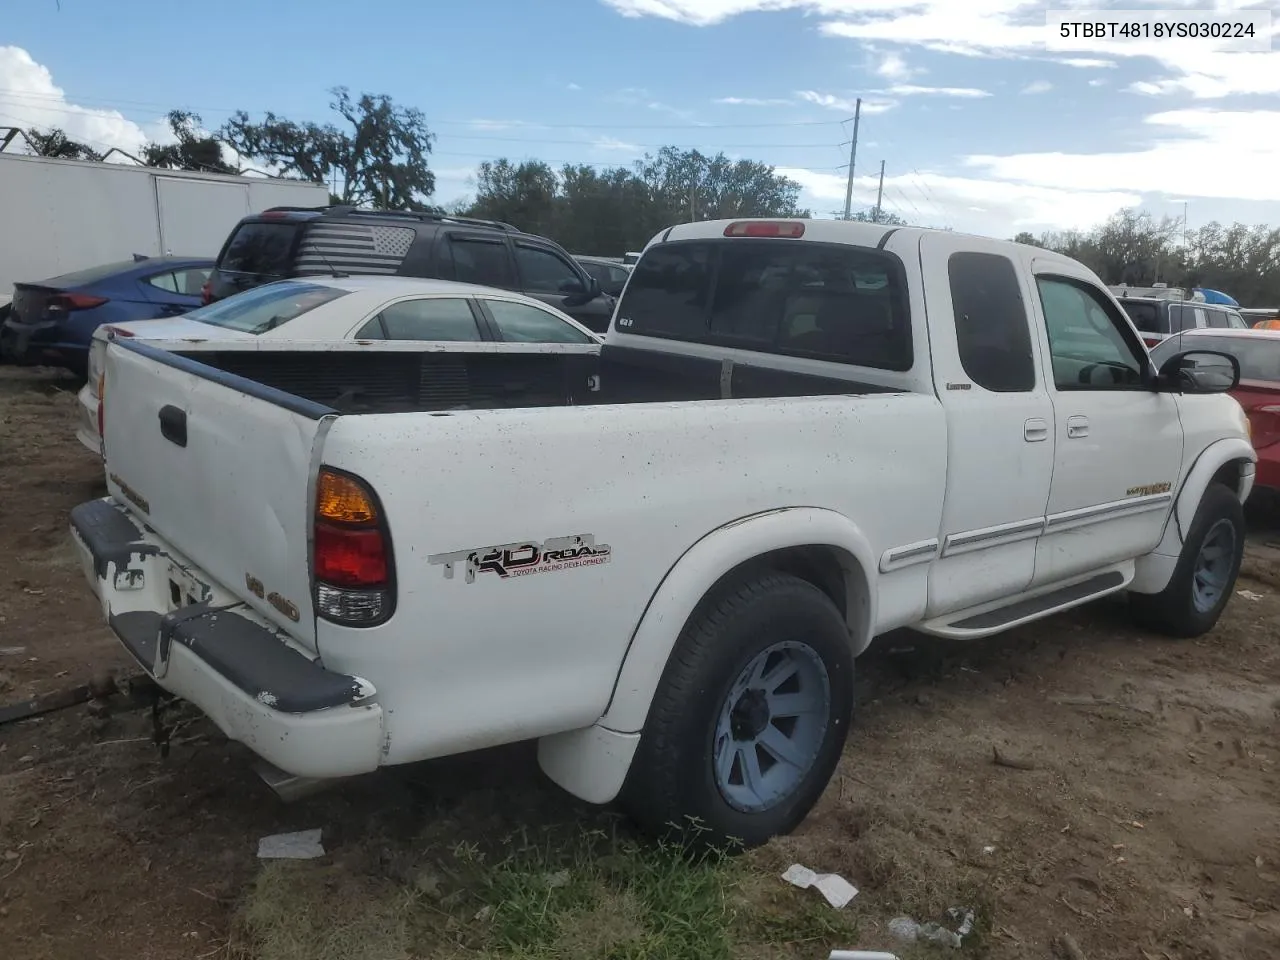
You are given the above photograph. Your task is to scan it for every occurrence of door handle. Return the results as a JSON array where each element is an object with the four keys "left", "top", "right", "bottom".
[
  {"left": 158, "top": 405, "right": 187, "bottom": 447},
  {"left": 1023, "top": 418, "right": 1048, "bottom": 442},
  {"left": 1067, "top": 415, "right": 1089, "bottom": 438}
]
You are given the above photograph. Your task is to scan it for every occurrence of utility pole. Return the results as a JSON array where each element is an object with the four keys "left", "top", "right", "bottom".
[
  {"left": 842, "top": 98, "right": 861, "bottom": 220},
  {"left": 873, "top": 160, "right": 885, "bottom": 223}
]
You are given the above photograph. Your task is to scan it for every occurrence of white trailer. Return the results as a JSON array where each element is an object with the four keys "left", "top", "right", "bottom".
[{"left": 0, "top": 154, "right": 328, "bottom": 306}]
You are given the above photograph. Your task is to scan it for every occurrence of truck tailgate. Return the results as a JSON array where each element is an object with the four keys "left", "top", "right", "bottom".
[{"left": 100, "top": 337, "right": 329, "bottom": 649}]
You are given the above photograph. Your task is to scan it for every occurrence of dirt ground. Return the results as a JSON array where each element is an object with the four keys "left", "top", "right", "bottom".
[{"left": 2, "top": 363, "right": 1279, "bottom": 960}]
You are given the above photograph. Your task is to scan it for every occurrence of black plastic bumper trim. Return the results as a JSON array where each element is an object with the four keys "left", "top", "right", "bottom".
[
  {"left": 70, "top": 499, "right": 158, "bottom": 578},
  {"left": 159, "top": 607, "right": 363, "bottom": 713}
]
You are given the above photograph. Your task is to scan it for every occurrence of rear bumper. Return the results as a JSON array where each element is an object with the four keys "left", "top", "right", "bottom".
[
  {"left": 75, "top": 381, "right": 102, "bottom": 455},
  {"left": 68, "top": 497, "right": 385, "bottom": 779}
]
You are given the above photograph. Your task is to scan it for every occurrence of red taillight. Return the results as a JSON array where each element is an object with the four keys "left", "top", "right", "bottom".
[
  {"left": 50, "top": 293, "right": 108, "bottom": 312},
  {"left": 312, "top": 467, "right": 394, "bottom": 625},
  {"left": 723, "top": 220, "right": 805, "bottom": 238},
  {"left": 1143, "top": 336, "right": 1162, "bottom": 348},
  {"left": 314, "top": 524, "right": 388, "bottom": 587},
  {"left": 200, "top": 280, "right": 212, "bottom": 305},
  {"left": 104, "top": 326, "right": 134, "bottom": 338}
]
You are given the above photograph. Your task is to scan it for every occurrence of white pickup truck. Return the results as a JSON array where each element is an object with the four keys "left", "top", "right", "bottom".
[{"left": 70, "top": 219, "right": 1256, "bottom": 848}]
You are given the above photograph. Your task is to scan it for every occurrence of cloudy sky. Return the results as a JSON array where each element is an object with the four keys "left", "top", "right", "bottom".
[{"left": 2, "top": 0, "right": 1278, "bottom": 238}]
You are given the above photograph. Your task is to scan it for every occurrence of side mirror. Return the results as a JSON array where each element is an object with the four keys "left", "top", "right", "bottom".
[
  {"left": 1157, "top": 350, "right": 1240, "bottom": 394},
  {"left": 560, "top": 275, "right": 601, "bottom": 306}
]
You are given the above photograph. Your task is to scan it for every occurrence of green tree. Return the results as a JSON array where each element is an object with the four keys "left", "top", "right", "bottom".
[
  {"left": 462, "top": 147, "right": 808, "bottom": 255},
  {"left": 851, "top": 208, "right": 908, "bottom": 225},
  {"left": 22, "top": 127, "right": 101, "bottom": 161},
  {"left": 142, "top": 111, "right": 236, "bottom": 174},
  {"left": 469, "top": 159, "right": 559, "bottom": 236},
  {"left": 220, "top": 87, "right": 436, "bottom": 208}
]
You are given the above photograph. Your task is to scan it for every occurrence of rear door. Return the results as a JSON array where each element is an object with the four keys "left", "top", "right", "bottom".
[
  {"left": 138, "top": 265, "right": 212, "bottom": 316},
  {"left": 920, "top": 233, "right": 1056, "bottom": 616},
  {"left": 101, "top": 339, "right": 328, "bottom": 647},
  {"left": 440, "top": 231, "right": 517, "bottom": 289}
]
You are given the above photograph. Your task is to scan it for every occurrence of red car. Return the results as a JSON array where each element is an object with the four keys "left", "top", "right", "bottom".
[{"left": 1149, "top": 328, "right": 1280, "bottom": 493}]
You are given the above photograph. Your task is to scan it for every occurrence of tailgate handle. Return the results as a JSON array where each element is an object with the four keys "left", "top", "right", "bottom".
[{"left": 158, "top": 405, "right": 187, "bottom": 447}]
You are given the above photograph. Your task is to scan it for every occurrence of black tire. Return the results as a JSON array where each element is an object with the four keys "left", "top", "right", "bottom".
[
  {"left": 1129, "top": 482, "right": 1244, "bottom": 638},
  {"left": 620, "top": 571, "right": 854, "bottom": 851}
]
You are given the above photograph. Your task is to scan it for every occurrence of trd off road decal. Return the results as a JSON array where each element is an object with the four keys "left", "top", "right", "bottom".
[{"left": 428, "top": 534, "right": 611, "bottom": 583}]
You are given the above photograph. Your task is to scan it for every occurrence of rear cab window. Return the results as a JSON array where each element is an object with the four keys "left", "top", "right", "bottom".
[
  {"left": 616, "top": 239, "right": 912, "bottom": 371},
  {"left": 217, "top": 222, "right": 299, "bottom": 279},
  {"left": 182, "top": 281, "right": 348, "bottom": 334}
]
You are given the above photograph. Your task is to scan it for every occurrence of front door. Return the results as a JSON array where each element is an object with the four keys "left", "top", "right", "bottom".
[
  {"left": 512, "top": 241, "right": 613, "bottom": 332},
  {"left": 1029, "top": 263, "right": 1183, "bottom": 586},
  {"left": 921, "top": 233, "right": 1056, "bottom": 616}
]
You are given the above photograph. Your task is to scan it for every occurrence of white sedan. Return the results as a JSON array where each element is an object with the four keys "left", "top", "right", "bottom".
[{"left": 77, "top": 276, "right": 602, "bottom": 453}]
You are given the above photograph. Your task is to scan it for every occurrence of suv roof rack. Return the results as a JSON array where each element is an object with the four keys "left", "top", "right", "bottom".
[{"left": 316, "top": 205, "right": 523, "bottom": 233}]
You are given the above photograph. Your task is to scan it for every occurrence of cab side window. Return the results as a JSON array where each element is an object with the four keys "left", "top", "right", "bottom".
[
  {"left": 948, "top": 252, "right": 1034, "bottom": 392},
  {"left": 1037, "top": 277, "right": 1147, "bottom": 390}
]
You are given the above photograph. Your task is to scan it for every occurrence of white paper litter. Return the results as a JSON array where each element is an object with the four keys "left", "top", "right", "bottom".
[
  {"left": 828, "top": 951, "right": 899, "bottom": 960},
  {"left": 257, "top": 828, "right": 325, "bottom": 859},
  {"left": 781, "top": 863, "right": 859, "bottom": 909},
  {"left": 1237, "top": 590, "right": 1265, "bottom": 601}
]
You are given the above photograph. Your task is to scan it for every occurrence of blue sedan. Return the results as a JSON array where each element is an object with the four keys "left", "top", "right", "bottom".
[{"left": 0, "top": 255, "right": 214, "bottom": 377}]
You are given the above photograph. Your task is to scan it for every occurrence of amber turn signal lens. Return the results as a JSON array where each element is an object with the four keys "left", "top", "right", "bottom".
[{"left": 316, "top": 469, "right": 378, "bottom": 524}]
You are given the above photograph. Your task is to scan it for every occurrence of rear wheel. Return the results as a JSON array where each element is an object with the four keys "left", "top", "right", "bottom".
[
  {"left": 621, "top": 571, "right": 854, "bottom": 850},
  {"left": 1130, "top": 483, "right": 1244, "bottom": 638}
]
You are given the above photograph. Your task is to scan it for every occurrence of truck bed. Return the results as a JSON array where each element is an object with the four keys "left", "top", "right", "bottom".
[{"left": 154, "top": 339, "right": 899, "bottom": 415}]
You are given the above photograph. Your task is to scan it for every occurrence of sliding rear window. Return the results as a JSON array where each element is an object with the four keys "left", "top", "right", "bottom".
[{"left": 616, "top": 239, "right": 912, "bottom": 371}]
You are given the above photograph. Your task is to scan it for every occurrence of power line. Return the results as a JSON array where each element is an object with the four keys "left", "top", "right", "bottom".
[
  {"left": 0, "top": 88, "right": 847, "bottom": 129},
  {"left": 435, "top": 133, "right": 851, "bottom": 149}
]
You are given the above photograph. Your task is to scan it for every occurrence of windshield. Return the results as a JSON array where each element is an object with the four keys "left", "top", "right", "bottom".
[{"left": 183, "top": 281, "right": 349, "bottom": 334}]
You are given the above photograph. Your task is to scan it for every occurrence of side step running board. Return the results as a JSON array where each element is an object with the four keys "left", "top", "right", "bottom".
[{"left": 919, "top": 568, "right": 1130, "bottom": 639}]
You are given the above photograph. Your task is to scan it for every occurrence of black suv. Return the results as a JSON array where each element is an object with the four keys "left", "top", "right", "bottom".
[
  {"left": 205, "top": 206, "right": 614, "bottom": 333},
  {"left": 1118, "top": 296, "right": 1248, "bottom": 348}
]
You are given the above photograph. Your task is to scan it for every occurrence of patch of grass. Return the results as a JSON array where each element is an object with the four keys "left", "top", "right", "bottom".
[
  {"left": 230, "top": 804, "right": 993, "bottom": 960},
  {"left": 232, "top": 861, "right": 416, "bottom": 960}
]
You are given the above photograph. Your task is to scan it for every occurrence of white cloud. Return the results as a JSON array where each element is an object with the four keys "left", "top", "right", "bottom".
[
  {"left": 797, "top": 90, "right": 896, "bottom": 113},
  {"left": 599, "top": 0, "right": 1280, "bottom": 98},
  {"left": 567, "top": 82, "right": 582, "bottom": 91},
  {"left": 884, "top": 83, "right": 990, "bottom": 98},
  {"left": 777, "top": 164, "right": 1138, "bottom": 233},
  {"left": 0, "top": 46, "right": 163, "bottom": 158},
  {"left": 964, "top": 108, "right": 1280, "bottom": 203},
  {"left": 611, "top": 86, "right": 698, "bottom": 121},
  {"left": 593, "top": 135, "right": 641, "bottom": 151},
  {"left": 873, "top": 50, "right": 918, "bottom": 81},
  {"left": 714, "top": 96, "right": 793, "bottom": 106},
  {"left": 1021, "top": 80, "right": 1053, "bottom": 94},
  {"left": 1059, "top": 58, "right": 1115, "bottom": 69}
]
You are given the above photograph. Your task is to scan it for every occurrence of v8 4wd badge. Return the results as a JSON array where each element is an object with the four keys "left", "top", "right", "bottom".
[{"left": 428, "top": 534, "right": 611, "bottom": 583}]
